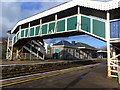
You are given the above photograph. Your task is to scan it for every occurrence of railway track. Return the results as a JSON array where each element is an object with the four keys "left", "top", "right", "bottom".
[{"left": 2, "top": 60, "right": 104, "bottom": 79}]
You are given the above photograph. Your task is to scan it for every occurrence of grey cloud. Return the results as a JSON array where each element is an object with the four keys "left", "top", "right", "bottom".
[
  {"left": 1, "top": 2, "right": 21, "bottom": 37},
  {"left": 1, "top": 1, "right": 63, "bottom": 37}
]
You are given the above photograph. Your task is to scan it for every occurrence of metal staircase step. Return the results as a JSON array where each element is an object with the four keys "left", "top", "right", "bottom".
[
  {"left": 110, "top": 65, "right": 118, "bottom": 67},
  {"left": 110, "top": 70, "right": 118, "bottom": 73},
  {"left": 23, "top": 42, "right": 44, "bottom": 60},
  {"left": 110, "top": 75, "right": 118, "bottom": 78}
]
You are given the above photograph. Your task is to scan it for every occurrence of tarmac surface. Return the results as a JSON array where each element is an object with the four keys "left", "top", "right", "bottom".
[{"left": 1, "top": 62, "right": 118, "bottom": 89}]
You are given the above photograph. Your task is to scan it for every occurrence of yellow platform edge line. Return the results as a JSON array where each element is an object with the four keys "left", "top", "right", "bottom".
[{"left": 0, "top": 65, "right": 95, "bottom": 87}]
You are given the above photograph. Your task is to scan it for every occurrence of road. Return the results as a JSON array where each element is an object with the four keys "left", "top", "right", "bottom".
[{"left": 1, "top": 63, "right": 118, "bottom": 89}]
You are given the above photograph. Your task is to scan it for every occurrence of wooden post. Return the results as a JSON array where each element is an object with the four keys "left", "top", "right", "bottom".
[
  {"left": 106, "top": 11, "right": 111, "bottom": 77},
  {"left": 16, "top": 49, "right": 19, "bottom": 60},
  {"left": 77, "top": 6, "right": 80, "bottom": 30},
  {"left": 6, "top": 33, "right": 10, "bottom": 59},
  {"left": 39, "top": 19, "right": 42, "bottom": 35},
  {"left": 25, "top": 53, "right": 27, "bottom": 60},
  {"left": 42, "top": 39, "right": 45, "bottom": 60},
  {"left": 28, "top": 23, "right": 30, "bottom": 37},
  {"left": 10, "top": 45, "right": 14, "bottom": 61},
  {"left": 90, "top": 18, "right": 93, "bottom": 34},
  {"left": 54, "top": 14, "right": 57, "bottom": 33},
  {"left": 37, "top": 50, "right": 39, "bottom": 60},
  {"left": 30, "top": 41, "right": 32, "bottom": 61}
]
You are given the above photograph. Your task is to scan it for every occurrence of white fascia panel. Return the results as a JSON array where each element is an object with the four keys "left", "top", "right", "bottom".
[
  {"left": 77, "top": 0, "right": 119, "bottom": 11},
  {"left": 11, "top": 0, "right": 76, "bottom": 34},
  {"left": 11, "top": 0, "right": 120, "bottom": 34}
]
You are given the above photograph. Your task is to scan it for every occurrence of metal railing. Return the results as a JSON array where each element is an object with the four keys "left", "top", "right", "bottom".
[
  {"left": 110, "top": 54, "right": 120, "bottom": 78},
  {"left": 24, "top": 41, "right": 44, "bottom": 59}
]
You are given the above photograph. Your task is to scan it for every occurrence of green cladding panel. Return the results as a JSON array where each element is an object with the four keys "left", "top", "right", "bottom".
[
  {"left": 67, "top": 16, "right": 77, "bottom": 31},
  {"left": 35, "top": 26, "right": 40, "bottom": 36},
  {"left": 25, "top": 29, "right": 29, "bottom": 37},
  {"left": 93, "top": 19, "right": 105, "bottom": 38},
  {"left": 81, "top": 16, "right": 91, "bottom": 32},
  {"left": 42, "top": 24, "right": 47, "bottom": 35},
  {"left": 57, "top": 20, "right": 65, "bottom": 32},
  {"left": 21, "top": 30, "right": 24, "bottom": 38},
  {"left": 14, "top": 36, "right": 16, "bottom": 44},
  {"left": 30, "top": 27, "right": 34, "bottom": 36},
  {"left": 48, "top": 22, "right": 55, "bottom": 34},
  {"left": 16, "top": 32, "right": 19, "bottom": 40}
]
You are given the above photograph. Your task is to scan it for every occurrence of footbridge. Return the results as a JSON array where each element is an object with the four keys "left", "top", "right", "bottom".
[{"left": 6, "top": 0, "right": 120, "bottom": 78}]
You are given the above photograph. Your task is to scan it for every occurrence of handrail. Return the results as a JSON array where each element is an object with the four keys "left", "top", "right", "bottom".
[
  {"left": 111, "top": 60, "right": 120, "bottom": 62},
  {"left": 111, "top": 54, "right": 120, "bottom": 59},
  {"left": 114, "top": 46, "right": 120, "bottom": 51},
  {"left": 24, "top": 43, "right": 44, "bottom": 58},
  {"left": 111, "top": 46, "right": 120, "bottom": 59},
  {"left": 31, "top": 40, "right": 45, "bottom": 54},
  {"left": 32, "top": 40, "right": 45, "bottom": 50}
]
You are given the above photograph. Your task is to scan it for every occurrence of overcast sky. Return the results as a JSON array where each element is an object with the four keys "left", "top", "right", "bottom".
[
  {"left": 1, "top": 1, "right": 66, "bottom": 37},
  {"left": 1, "top": 0, "right": 109, "bottom": 48}
]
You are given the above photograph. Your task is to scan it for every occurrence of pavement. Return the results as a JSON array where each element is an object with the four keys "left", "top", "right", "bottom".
[
  {"left": 1, "top": 62, "right": 119, "bottom": 89},
  {"left": 68, "top": 62, "right": 118, "bottom": 88}
]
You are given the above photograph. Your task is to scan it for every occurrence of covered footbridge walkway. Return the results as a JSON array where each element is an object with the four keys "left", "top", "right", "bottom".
[{"left": 6, "top": 0, "right": 120, "bottom": 78}]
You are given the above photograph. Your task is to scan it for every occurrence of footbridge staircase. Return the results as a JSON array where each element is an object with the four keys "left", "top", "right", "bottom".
[{"left": 23, "top": 40, "right": 45, "bottom": 60}]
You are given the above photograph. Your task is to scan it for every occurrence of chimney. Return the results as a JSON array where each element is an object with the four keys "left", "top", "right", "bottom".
[{"left": 72, "top": 41, "right": 75, "bottom": 45}]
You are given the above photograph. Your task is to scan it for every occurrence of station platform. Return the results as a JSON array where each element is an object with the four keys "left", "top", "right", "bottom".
[
  {"left": 70, "top": 62, "right": 118, "bottom": 88},
  {"left": 1, "top": 62, "right": 118, "bottom": 88}
]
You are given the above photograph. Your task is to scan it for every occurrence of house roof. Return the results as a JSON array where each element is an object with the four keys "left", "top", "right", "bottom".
[
  {"left": 53, "top": 40, "right": 75, "bottom": 47},
  {"left": 11, "top": 0, "right": 120, "bottom": 34},
  {"left": 75, "top": 42, "right": 98, "bottom": 50},
  {"left": 97, "top": 50, "right": 107, "bottom": 53},
  {"left": 53, "top": 40, "right": 98, "bottom": 50}
]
